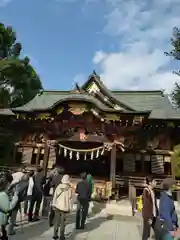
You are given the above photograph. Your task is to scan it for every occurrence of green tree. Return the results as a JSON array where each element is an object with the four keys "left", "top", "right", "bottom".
[
  {"left": 0, "top": 23, "right": 43, "bottom": 108},
  {"left": 165, "top": 27, "right": 180, "bottom": 107},
  {"left": 173, "top": 144, "right": 180, "bottom": 179}
]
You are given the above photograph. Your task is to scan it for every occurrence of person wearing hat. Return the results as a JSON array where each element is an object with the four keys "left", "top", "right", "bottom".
[
  {"left": 159, "top": 178, "right": 179, "bottom": 240},
  {"left": 52, "top": 174, "right": 72, "bottom": 240}
]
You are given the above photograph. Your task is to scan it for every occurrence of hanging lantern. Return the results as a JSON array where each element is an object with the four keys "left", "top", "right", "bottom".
[
  {"left": 101, "top": 148, "right": 104, "bottom": 155},
  {"left": 84, "top": 152, "right": 87, "bottom": 160},
  {"left": 91, "top": 151, "right": 94, "bottom": 160},
  {"left": 79, "top": 128, "right": 87, "bottom": 141},
  {"left": 64, "top": 148, "right": 67, "bottom": 157},
  {"left": 69, "top": 150, "right": 73, "bottom": 159},
  {"left": 96, "top": 149, "right": 100, "bottom": 158},
  {"left": 76, "top": 152, "right": 80, "bottom": 160}
]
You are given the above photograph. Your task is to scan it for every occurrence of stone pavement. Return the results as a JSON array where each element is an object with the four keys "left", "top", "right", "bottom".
[{"left": 9, "top": 211, "right": 142, "bottom": 240}]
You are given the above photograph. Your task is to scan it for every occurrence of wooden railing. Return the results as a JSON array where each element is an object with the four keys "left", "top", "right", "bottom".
[{"left": 116, "top": 175, "right": 164, "bottom": 189}]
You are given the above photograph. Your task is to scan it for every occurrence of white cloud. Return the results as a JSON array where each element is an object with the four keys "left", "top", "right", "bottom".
[
  {"left": 93, "top": 0, "right": 180, "bottom": 92},
  {"left": 0, "top": 0, "right": 12, "bottom": 7}
]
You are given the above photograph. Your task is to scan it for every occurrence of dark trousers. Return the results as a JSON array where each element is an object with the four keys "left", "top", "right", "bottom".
[
  {"left": 131, "top": 199, "right": 136, "bottom": 216},
  {"left": 142, "top": 218, "right": 158, "bottom": 240},
  {"left": 8, "top": 204, "right": 20, "bottom": 235},
  {"left": 42, "top": 196, "right": 52, "bottom": 217},
  {"left": 28, "top": 195, "right": 42, "bottom": 220},
  {"left": 76, "top": 199, "right": 89, "bottom": 229},
  {"left": 53, "top": 209, "right": 66, "bottom": 240},
  {"left": 142, "top": 218, "right": 151, "bottom": 240},
  {"left": 24, "top": 196, "right": 31, "bottom": 214},
  {"left": 1, "top": 225, "right": 8, "bottom": 240}
]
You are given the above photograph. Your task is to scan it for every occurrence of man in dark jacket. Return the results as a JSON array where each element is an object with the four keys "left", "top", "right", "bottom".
[
  {"left": 28, "top": 167, "right": 45, "bottom": 222},
  {"left": 75, "top": 172, "right": 91, "bottom": 229},
  {"left": 159, "top": 178, "right": 178, "bottom": 239}
]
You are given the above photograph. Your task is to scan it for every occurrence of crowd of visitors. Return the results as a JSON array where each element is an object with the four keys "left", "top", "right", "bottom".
[
  {"left": 0, "top": 166, "right": 93, "bottom": 240},
  {"left": 0, "top": 165, "right": 179, "bottom": 240}
]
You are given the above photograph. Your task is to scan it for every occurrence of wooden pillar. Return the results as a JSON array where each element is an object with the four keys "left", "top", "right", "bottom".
[
  {"left": 12, "top": 145, "right": 17, "bottom": 163},
  {"left": 43, "top": 144, "right": 50, "bottom": 177},
  {"left": 35, "top": 147, "right": 41, "bottom": 167},
  {"left": 110, "top": 144, "right": 117, "bottom": 189}
]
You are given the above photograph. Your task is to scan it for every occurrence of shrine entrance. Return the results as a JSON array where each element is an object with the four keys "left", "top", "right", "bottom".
[{"left": 56, "top": 141, "right": 110, "bottom": 179}]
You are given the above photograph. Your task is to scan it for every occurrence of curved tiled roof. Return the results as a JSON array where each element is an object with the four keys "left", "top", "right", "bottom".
[
  {"left": 112, "top": 90, "right": 180, "bottom": 119},
  {"left": 12, "top": 91, "right": 122, "bottom": 112},
  {"left": 11, "top": 72, "right": 180, "bottom": 119}
]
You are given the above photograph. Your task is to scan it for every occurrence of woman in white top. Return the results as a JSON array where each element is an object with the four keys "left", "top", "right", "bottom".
[{"left": 52, "top": 174, "right": 72, "bottom": 240}]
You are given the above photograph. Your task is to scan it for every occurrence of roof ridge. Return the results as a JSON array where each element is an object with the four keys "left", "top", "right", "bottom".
[
  {"left": 43, "top": 90, "right": 70, "bottom": 93},
  {"left": 112, "top": 90, "right": 164, "bottom": 95}
]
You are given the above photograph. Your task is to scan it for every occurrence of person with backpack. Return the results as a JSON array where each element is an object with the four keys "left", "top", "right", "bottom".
[
  {"left": 158, "top": 178, "right": 179, "bottom": 240},
  {"left": 0, "top": 173, "right": 18, "bottom": 240},
  {"left": 52, "top": 174, "right": 72, "bottom": 240},
  {"left": 8, "top": 173, "right": 29, "bottom": 235}
]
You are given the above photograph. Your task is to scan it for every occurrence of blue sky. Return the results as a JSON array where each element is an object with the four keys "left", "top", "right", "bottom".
[{"left": 0, "top": 0, "right": 180, "bottom": 92}]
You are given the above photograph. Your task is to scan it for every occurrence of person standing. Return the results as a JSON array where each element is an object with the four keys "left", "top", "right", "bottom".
[
  {"left": 0, "top": 175, "right": 18, "bottom": 240},
  {"left": 28, "top": 167, "right": 45, "bottom": 222},
  {"left": 24, "top": 170, "right": 34, "bottom": 216},
  {"left": 8, "top": 173, "right": 29, "bottom": 235},
  {"left": 129, "top": 181, "right": 137, "bottom": 216},
  {"left": 159, "top": 178, "right": 179, "bottom": 240},
  {"left": 75, "top": 172, "right": 91, "bottom": 230},
  {"left": 52, "top": 174, "right": 72, "bottom": 240},
  {"left": 142, "top": 176, "right": 158, "bottom": 240}
]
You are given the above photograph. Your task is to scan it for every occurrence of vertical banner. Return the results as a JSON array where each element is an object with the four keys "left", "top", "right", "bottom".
[
  {"left": 22, "top": 147, "right": 33, "bottom": 164},
  {"left": 48, "top": 147, "right": 56, "bottom": 169}
]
